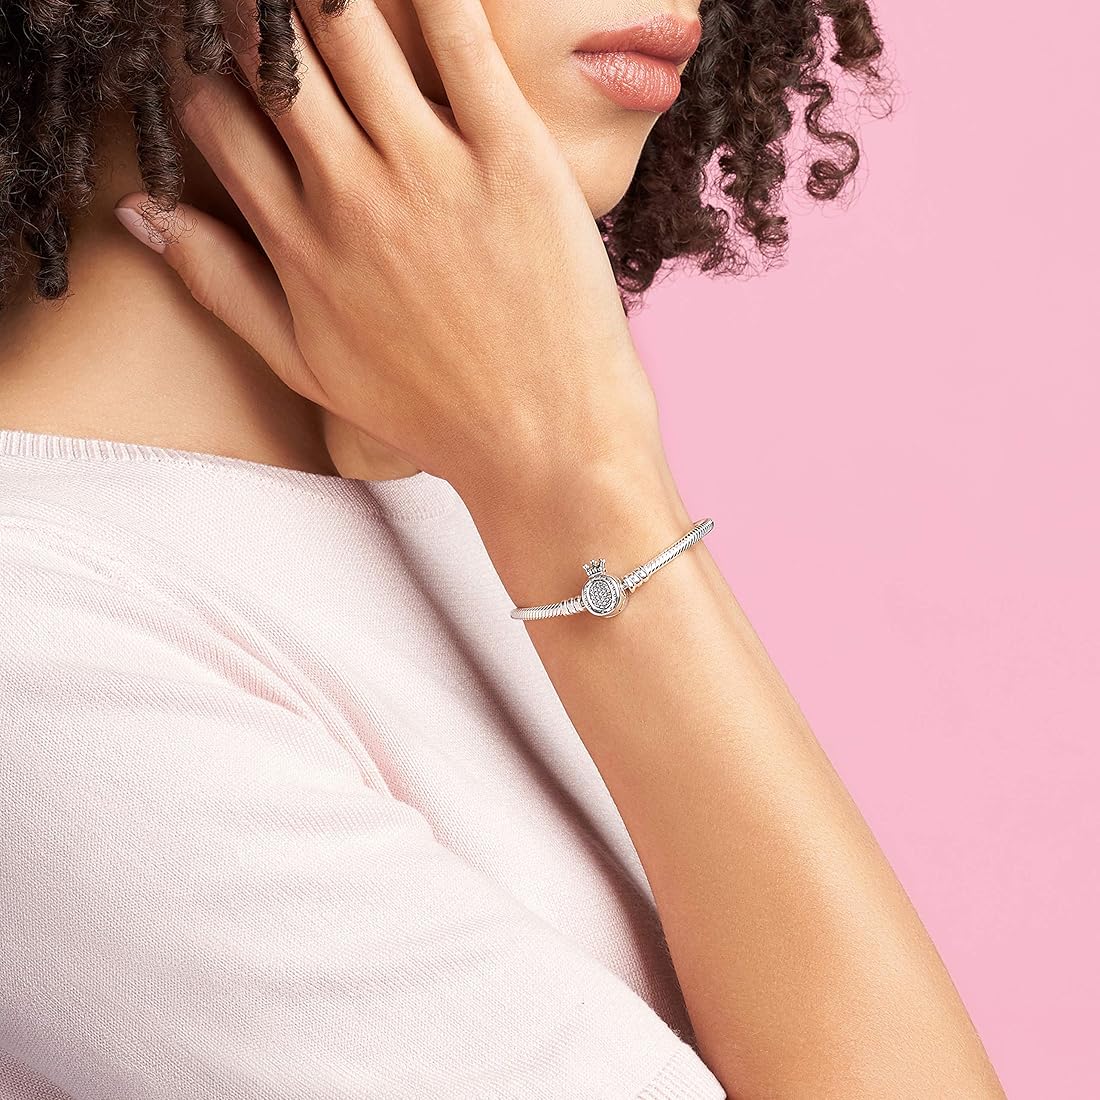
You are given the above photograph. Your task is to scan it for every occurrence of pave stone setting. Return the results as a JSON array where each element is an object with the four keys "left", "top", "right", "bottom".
[{"left": 580, "top": 558, "right": 628, "bottom": 618}]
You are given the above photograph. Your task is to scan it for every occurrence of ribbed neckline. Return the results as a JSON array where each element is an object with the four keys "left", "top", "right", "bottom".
[{"left": 0, "top": 427, "right": 463, "bottom": 522}]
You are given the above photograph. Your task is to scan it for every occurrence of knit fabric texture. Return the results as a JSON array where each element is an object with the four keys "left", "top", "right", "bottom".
[{"left": 0, "top": 428, "right": 725, "bottom": 1100}]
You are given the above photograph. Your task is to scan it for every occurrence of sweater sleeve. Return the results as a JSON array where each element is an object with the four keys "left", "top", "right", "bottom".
[{"left": 0, "top": 531, "right": 725, "bottom": 1100}]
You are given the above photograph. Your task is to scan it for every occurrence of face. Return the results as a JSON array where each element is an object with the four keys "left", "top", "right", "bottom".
[{"left": 372, "top": 0, "right": 703, "bottom": 218}]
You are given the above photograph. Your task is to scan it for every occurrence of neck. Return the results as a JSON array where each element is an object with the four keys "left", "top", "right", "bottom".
[{"left": 0, "top": 107, "right": 419, "bottom": 482}]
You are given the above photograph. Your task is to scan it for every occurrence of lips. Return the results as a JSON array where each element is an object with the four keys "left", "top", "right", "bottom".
[
  {"left": 574, "top": 14, "right": 704, "bottom": 67},
  {"left": 573, "top": 14, "right": 703, "bottom": 113}
]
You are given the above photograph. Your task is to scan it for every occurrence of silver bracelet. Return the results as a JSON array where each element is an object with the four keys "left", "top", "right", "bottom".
[{"left": 509, "top": 518, "right": 714, "bottom": 621}]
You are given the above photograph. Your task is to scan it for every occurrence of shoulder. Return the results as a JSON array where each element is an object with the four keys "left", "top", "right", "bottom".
[
  {"left": 0, "top": 511, "right": 272, "bottom": 691},
  {"left": 0, "top": 512, "right": 353, "bottom": 794}
]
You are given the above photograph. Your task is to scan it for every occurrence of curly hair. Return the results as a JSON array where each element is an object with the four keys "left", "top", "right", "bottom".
[{"left": 0, "top": 0, "right": 890, "bottom": 315}]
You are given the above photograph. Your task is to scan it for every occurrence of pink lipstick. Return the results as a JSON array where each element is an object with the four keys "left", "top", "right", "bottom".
[{"left": 573, "top": 14, "right": 703, "bottom": 113}]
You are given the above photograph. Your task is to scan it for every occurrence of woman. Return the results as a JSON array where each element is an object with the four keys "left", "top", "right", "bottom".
[{"left": 0, "top": 0, "right": 1006, "bottom": 1096}]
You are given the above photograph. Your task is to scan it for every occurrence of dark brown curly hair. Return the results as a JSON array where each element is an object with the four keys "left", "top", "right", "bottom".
[{"left": 0, "top": 0, "right": 890, "bottom": 315}]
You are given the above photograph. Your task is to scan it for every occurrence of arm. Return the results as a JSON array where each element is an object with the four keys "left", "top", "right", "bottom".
[
  {"left": 118, "top": 2, "right": 1003, "bottom": 1092},
  {"left": 461, "top": 427, "right": 1007, "bottom": 1099}
]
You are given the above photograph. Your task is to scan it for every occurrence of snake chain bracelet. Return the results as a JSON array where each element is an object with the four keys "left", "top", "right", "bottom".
[{"left": 510, "top": 517, "right": 715, "bottom": 620}]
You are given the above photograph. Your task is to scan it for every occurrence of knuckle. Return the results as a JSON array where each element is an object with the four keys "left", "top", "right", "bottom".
[
  {"left": 304, "top": 134, "right": 385, "bottom": 212},
  {"left": 270, "top": 217, "right": 316, "bottom": 272},
  {"left": 320, "top": 178, "right": 390, "bottom": 241},
  {"left": 432, "top": 23, "right": 490, "bottom": 64},
  {"left": 386, "top": 147, "right": 453, "bottom": 214},
  {"left": 480, "top": 139, "right": 538, "bottom": 196}
]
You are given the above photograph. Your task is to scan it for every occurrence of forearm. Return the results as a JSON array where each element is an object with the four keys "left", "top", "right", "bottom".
[{"left": 461, "top": 447, "right": 1005, "bottom": 1099}]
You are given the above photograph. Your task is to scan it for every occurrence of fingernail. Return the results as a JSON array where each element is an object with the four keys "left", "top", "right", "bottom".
[{"left": 113, "top": 205, "right": 167, "bottom": 254}]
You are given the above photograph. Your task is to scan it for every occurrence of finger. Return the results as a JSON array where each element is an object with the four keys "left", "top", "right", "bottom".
[
  {"left": 292, "top": 0, "right": 452, "bottom": 159},
  {"left": 407, "top": 0, "right": 535, "bottom": 147},
  {"left": 172, "top": 66, "right": 302, "bottom": 250},
  {"left": 219, "top": 1, "right": 367, "bottom": 178},
  {"left": 112, "top": 192, "right": 328, "bottom": 409}
]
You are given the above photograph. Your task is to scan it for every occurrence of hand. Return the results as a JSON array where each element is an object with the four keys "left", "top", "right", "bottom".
[{"left": 115, "top": 0, "right": 663, "bottom": 499}]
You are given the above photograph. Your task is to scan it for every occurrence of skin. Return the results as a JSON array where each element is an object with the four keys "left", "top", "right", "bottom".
[
  {"left": 0, "top": 0, "right": 1008, "bottom": 1095},
  {"left": 0, "top": 0, "right": 667, "bottom": 480}
]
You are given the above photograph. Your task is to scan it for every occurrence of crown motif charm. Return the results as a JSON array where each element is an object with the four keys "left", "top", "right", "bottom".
[
  {"left": 578, "top": 557, "right": 628, "bottom": 618},
  {"left": 582, "top": 558, "right": 606, "bottom": 578}
]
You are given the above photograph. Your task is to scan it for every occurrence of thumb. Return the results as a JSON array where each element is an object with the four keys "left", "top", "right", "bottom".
[{"left": 112, "top": 193, "right": 327, "bottom": 408}]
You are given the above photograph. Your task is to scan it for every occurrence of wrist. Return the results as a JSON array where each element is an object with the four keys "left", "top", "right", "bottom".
[
  {"left": 462, "top": 447, "right": 696, "bottom": 612},
  {"left": 449, "top": 349, "right": 665, "bottom": 511}
]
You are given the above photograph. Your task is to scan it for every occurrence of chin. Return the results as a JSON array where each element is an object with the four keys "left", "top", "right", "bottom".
[
  {"left": 586, "top": 181, "right": 631, "bottom": 221},
  {"left": 559, "top": 124, "right": 657, "bottom": 220},
  {"left": 580, "top": 162, "right": 635, "bottom": 219}
]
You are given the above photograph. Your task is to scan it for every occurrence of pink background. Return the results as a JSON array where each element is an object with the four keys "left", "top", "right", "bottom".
[{"left": 631, "top": 3, "right": 1098, "bottom": 1097}]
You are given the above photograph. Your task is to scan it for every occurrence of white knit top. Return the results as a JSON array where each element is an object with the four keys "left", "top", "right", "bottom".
[{"left": 0, "top": 428, "right": 725, "bottom": 1100}]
